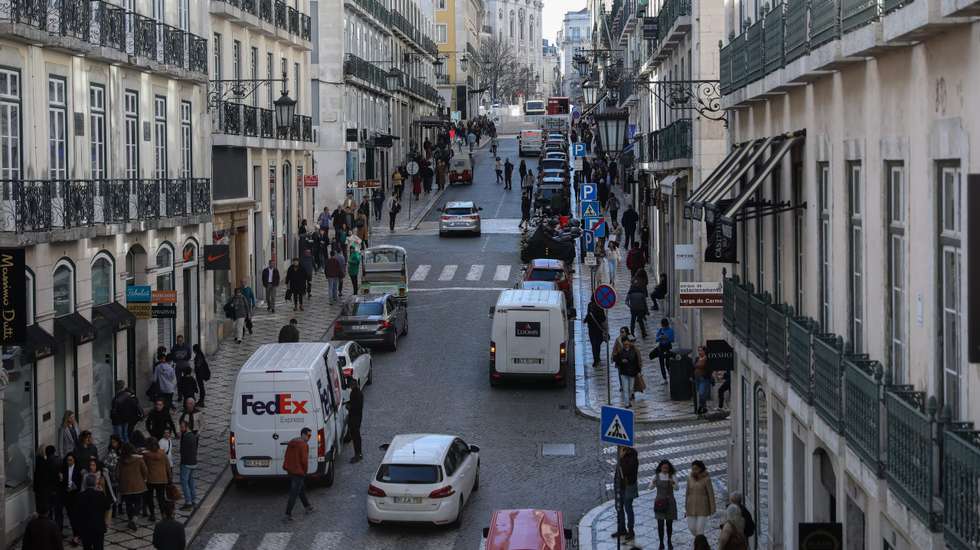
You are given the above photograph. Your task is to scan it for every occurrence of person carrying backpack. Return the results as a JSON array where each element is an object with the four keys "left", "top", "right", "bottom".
[
  {"left": 625, "top": 283, "right": 649, "bottom": 339},
  {"left": 111, "top": 381, "right": 142, "bottom": 443}
]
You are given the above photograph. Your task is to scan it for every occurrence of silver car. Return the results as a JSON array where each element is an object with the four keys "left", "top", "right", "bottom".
[{"left": 438, "top": 201, "right": 483, "bottom": 236}]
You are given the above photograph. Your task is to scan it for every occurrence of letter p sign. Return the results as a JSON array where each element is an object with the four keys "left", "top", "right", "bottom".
[{"left": 581, "top": 183, "right": 597, "bottom": 202}]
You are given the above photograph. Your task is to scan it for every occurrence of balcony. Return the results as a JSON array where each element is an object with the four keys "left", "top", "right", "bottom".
[
  {"left": 210, "top": 0, "right": 310, "bottom": 47},
  {"left": 346, "top": 0, "right": 391, "bottom": 31},
  {"left": 391, "top": 11, "right": 437, "bottom": 57},
  {"left": 643, "top": 0, "right": 691, "bottom": 69},
  {"left": 0, "top": 0, "right": 207, "bottom": 81},
  {"left": 344, "top": 54, "right": 391, "bottom": 93},
  {"left": 651, "top": 119, "right": 692, "bottom": 163},
  {"left": 215, "top": 101, "right": 315, "bottom": 143},
  {"left": 402, "top": 75, "right": 442, "bottom": 105},
  {"left": 611, "top": 0, "right": 639, "bottom": 45}
]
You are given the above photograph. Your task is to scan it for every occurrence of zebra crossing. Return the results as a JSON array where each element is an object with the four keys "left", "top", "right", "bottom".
[
  {"left": 602, "top": 420, "right": 731, "bottom": 493},
  {"left": 197, "top": 530, "right": 458, "bottom": 550},
  {"left": 410, "top": 263, "right": 513, "bottom": 283}
]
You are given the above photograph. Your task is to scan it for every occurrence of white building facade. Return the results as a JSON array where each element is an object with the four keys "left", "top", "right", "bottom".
[
  {"left": 483, "top": 0, "right": 544, "bottom": 98},
  {"left": 557, "top": 8, "right": 590, "bottom": 102}
]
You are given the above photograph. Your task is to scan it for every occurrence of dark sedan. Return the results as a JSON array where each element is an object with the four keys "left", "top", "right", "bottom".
[{"left": 333, "top": 293, "right": 408, "bottom": 351}]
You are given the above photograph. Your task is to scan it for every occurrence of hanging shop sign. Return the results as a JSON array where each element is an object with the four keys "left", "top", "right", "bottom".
[
  {"left": 674, "top": 244, "right": 696, "bottom": 271},
  {"left": 204, "top": 244, "right": 231, "bottom": 270},
  {"left": 345, "top": 128, "right": 359, "bottom": 142},
  {"left": 0, "top": 248, "right": 27, "bottom": 344},
  {"left": 704, "top": 198, "right": 738, "bottom": 263},
  {"left": 303, "top": 175, "right": 319, "bottom": 188},
  {"left": 126, "top": 285, "right": 152, "bottom": 320},
  {"left": 151, "top": 290, "right": 177, "bottom": 319},
  {"left": 346, "top": 179, "right": 381, "bottom": 190},
  {"left": 678, "top": 281, "right": 723, "bottom": 308}
]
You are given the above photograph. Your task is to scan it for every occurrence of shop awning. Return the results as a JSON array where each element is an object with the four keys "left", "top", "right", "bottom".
[
  {"left": 93, "top": 302, "right": 137, "bottom": 332},
  {"left": 54, "top": 312, "right": 97, "bottom": 344},
  {"left": 414, "top": 116, "right": 451, "bottom": 128},
  {"left": 718, "top": 136, "right": 802, "bottom": 222},
  {"left": 658, "top": 174, "right": 681, "bottom": 197},
  {"left": 684, "top": 139, "right": 760, "bottom": 220},
  {"left": 22, "top": 324, "right": 57, "bottom": 361}
]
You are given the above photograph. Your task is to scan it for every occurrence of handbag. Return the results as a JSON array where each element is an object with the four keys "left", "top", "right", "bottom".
[
  {"left": 165, "top": 483, "right": 183, "bottom": 503},
  {"left": 654, "top": 497, "right": 669, "bottom": 512},
  {"left": 635, "top": 372, "right": 647, "bottom": 393}
]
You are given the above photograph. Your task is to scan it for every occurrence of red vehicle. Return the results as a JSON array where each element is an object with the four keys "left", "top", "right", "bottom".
[
  {"left": 546, "top": 97, "right": 570, "bottom": 115},
  {"left": 483, "top": 509, "right": 573, "bottom": 550},
  {"left": 523, "top": 258, "right": 572, "bottom": 306}
]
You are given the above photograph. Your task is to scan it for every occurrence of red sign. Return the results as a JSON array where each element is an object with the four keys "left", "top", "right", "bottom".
[{"left": 303, "top": 175, "right": 319, "bottom": 187}]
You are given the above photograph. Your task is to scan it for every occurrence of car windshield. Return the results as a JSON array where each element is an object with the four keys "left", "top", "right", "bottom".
[
  {"left": 541, "top": 161, "right": 565, "bottom": 169},
  {"left": 528, "top": 269, "right": 561, "bottom": 281},
  {"left": 377, "top": 464, "right": 441, "bottom": 484},
  {"left": 348, "top": 302, "right": 384, "bottom": 316},
  {"left": 445, "top": 207, "right": 474, "bottom": 216}
]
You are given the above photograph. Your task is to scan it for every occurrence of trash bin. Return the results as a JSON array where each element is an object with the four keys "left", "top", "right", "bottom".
[{"left": 668, "top": 348, "right": 694, "bottom": 401}]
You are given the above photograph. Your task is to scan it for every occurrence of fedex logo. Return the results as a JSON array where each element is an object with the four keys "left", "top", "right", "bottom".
[{"left": 240, "top": 393, "right": 309, "bottom": 415}]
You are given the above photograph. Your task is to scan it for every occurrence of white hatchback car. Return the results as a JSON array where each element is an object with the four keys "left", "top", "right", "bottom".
[
  {"left": 367, "top": 434, "right": 480, "bottom": 526},
  {"left": 333, "top": 341, "right": 373, "bottom": 389}
]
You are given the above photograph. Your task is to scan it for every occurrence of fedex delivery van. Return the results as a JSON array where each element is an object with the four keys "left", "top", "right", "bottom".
[
  {"left": 489, "top": 290, "right": 570, "bottom": 387},
  {"left": 230, "top": 343, "right": 348, "bottom": 486}
]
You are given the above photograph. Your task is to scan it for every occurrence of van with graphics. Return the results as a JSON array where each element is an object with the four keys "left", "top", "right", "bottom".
[{"left": 229, "top": 343, "right": 349, "bottom": 486}]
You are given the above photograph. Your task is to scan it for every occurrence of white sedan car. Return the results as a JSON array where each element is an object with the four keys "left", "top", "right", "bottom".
[
  {"left": 334, "top": 341, "right": 373, "bottom": 389},
  {"left": 367, "top": 434, "right": 480, "bottom": 526}
]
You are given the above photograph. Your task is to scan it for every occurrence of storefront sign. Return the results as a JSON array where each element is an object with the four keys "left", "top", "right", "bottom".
[
  {"left": 679, "top": 281, "right": 723, "bottom": 308},
  {"left": 204, "top": 245, "right": 231, "bottom": 270},
  {"left": 151, "top": 290, "right": 177, "bottom": 319},
  {"left": 303, "top": 175, "right": 319, "bottom": 187},
  {"left": 970, "top": 175, "right": 980, "bottom": 362},
  {"left": 345, "top": 128, "right": 359, "bottom": 142},
  {"left": 799, "top": 523, "right": 842, "bottom": 550},
  {"left": 642, "top": 17, "right": 659, "bottom": 40},
  {"left": 126, "top": 285, "right": 152, "bottom": 320},
  {"left": 674, "top": 244, "right": 696, "bottom": 270},
  {"left": 705, "top": 199, "right": 738, "bottom": 263},
  {"left": 0, "top": 248, "right": 26, "bottom": 344},
  {"left": 345, "top": 179, "right": 381, "bottom": 190},
  {"left": 705, "top": 339, "right": 734, "bottom": 371}
]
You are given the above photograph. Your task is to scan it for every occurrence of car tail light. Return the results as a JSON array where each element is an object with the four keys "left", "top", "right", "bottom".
[
  {"left": 343, "top": 367, "right": 353, "bottom": 378},
  {"left": 334, "top": 320, "right": 343, "bottom": 332},
  {"left": 428, "top": 486, "right": 456, "bottom": 499},
  {"left": 490, "top": 341, "right": 496, "bottom": 362},
  {"left": 560, "top": 342, "right": 567, "bottom": 363},
  {"left": 368, "top": 484, "right": 387, "bottom": 497},
  {"left": 317, "top": 428, "right": 326, "bottom": 457},
  {"left": 441, "top": 215, "right": 451, "bottom": 221},
  {"left": 229, "top": 432, "right": 237, "bottom": 461},
  {"left": 379, "top": 320, "right": 392, "bottom": 329},
  {"left": 466, "top": 215, "right": 479, "bottom": 220}
]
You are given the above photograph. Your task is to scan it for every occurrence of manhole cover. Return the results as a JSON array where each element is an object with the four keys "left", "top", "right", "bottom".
[{"left": 542, "top": 443, "right": 576, "bottom": 457}]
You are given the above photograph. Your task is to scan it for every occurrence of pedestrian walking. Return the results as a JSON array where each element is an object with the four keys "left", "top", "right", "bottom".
[
  {"left": 622, "top": 204, "right": 639, "bottom": 248},
  {"left": 283, "top": 428, "right": 315, "bottom": 521},
  {"left": 346, "top": 382, "right": 364, "bottom": 463},
  {"left": 649, "top": 460, "right": 678, "bottom": 549},
  {"left": 625, "top": 282, "right": 649, "bottom": 339},
  {"left": 178, "top": 421, "right": 198, "bottom": 511},
  {"left": 278, "top": 318, "right": 300, "bottom": 343},
  {"left": 325, "top": 250, "right": 343, "bottom": 304},
  {"left": 716, "top": 368, "right": 731, "bottom": 409},
  {"left": 372, "top": 189, "right": 385, "bottom": 221},
  {"left": 104, "top": 436, "right": 122, "bottom": 518},
  {"left": 650, "top": 272, "right": 667, "bottom": 311},
  {"left": 60, "top": 452, "right": 83, "bottom": 546},
  {"left": 518, "top": 159, "right": 527, "bottom": 183},
  {"left": 412, "top": 174, "right": 422, "bottom": 201},
  {"left": 110, "top": 382, "right": 141, "bottom": 442},
  {"left": 607, "top": 193, "right": 620, "bottom": 224},
  {"left": 520, "top": 191, "right": 532, "bottom": 229},
  {"left": 193, "top": 345, "right": 210, "bottom": 408},
  {"left": 60, "top": 411, "right": 80, "bottom": 458},
  {"left": 685, "top": 460, "right": 716, "bottom": 537},
  {"left": 143, "top": 438, "right": 171, "bottom": 522},
  {"left": 612, "top": 445, "right": 639, "bottom": 542},
  {"left": 117, "top": 444, "right": 147, "bottom": 531},
  {"left": 611, "top": 326, "right": 631, "bottom": 359},
  {"left": 240, "top": 281, "right": 256, "bottom": 334},
  {"left": 151, "top": 503, "right": 185, "bottom": 550},
  {"left": 504, "top": 158, "right": 514, "bottom": 189},
  {"left": 495, "top": 157, "right": 503, "bottom": 184},
  {"left": 605, "top": 240, "right": 621, "bottom": 287},
  {"left": 348, "top": 246, "right": 361, "bottom": 296},
  {"left": 729, "top": 492, "right": 756, "bottom": 541},
  {"left": 719, "top": 504, "right": 749, "bottom": 550},
  {"left": 388, "top": 196, "right": 401, "bottom": 231},
  {"left": 583, "top": 297, "right": 608, "bottom": 369},
  {"left": 285, "top": 258, "right": 307, "bottom": 311},
  {"left": 77, "top": 474, "right": 110, "bottom": 550},
  {"left": 613, "top": 335, "right": 641, "bottom": 407},
  {"left": 694, "top": 535, "right": 712, "bottom": 550},
  {"left": 392, "top": 168, "right": 404, "bottom": 199},
  {"left": 649, "top": 318, "right": 675, "bottom": 383},
  {"left": 607, "top": 220, "right": 623, "bottom": 245},
  {"left": 227, "top": 288, "right": 250, "bottom": 343},
  {"left": 152, "top": 353, "right": 177, "bottom": 409},
  {"left": 694, "top": 345, "right": 713, "bottom": 414},
  {"left": 33, "top": 446, "right": 61, "bottom": 521},
  {"left": 261, "top": 260, "right": 281, "bottom": 313},
  {"left": 21, "top": 503, "right": 62, "bottom": 550},
  {"left": 170, "top": 335, "right": 192, "bottom": 378},
  {"left": 74, "top": 430, "right": 99, "bottom": 467},
  {"left": 317, "top": 206, "right": 332, "bottom": 233},
  {"left": 179, "top": 398, "right": 206, "bottom": 435},
  {"left": 176, "top": 368, "right": 197, "bottom": 407},
  {"left": 145, "top": 399, "right": 176, "bottom": 441},
  {"left": 300, "top": 239, "right": 316, "bottom": 298},
  {"left": 625, "top": 242, "right": 646, "bottom": 279}
]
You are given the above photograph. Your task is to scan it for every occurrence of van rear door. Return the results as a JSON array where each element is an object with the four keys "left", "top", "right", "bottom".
[
  {"left": 234, "top": 377, "right": 282, "bottom": 477},
  {"left": 502, "top": 309, "right": 553, "bottom": 374}
]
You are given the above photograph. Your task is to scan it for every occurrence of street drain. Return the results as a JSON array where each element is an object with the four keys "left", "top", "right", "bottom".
[{"left": 542, "top": 443, "right": 576, "bottom": 457}]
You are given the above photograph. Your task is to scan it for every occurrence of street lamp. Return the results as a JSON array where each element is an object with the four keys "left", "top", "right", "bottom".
[
  {"left": 573, "top": 54, "right": 589, "bottom": 78},
  {"left": 594, "top": 108, "right": 629, "bottom": 155},
  {"left": 386, "top": 69, "right": 403, "bottom": 90},
  {"left": 583, "top": 80, "right": 598, "bottom": 105},
  {"left": 273, "top": 77, "right": 297, "bottom": 133},
  {"left": 459, "top": 55, "right": 469, "bottom": 72},
  {"left": 433, "top": 57, "right": 445, "bottom": 78}
]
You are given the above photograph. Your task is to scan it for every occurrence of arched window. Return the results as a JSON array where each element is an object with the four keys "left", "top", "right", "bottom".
[
  {"left": 155, "top": 243, "right": 175, "bottom": 348},
  {"left": 53, "top": 261, "right": 75, "bottom": 317},
  {"left": 91, "top": 254, "right": 114, "bottom": 306}
]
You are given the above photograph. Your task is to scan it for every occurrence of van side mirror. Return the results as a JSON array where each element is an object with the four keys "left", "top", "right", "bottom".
[
  {"left": 379, "top": 443, "right": 390, "bottom": 451},
  {"left": 488, "top": 307, "right": 495, "bottom": 319},
  {"left": 569, "top": 308, "right": 577, "bottom": 319},
  {"left": 482, "top": 527, "right": 490, "bottom": 538},
  {"left": 564, "top": 528, "right": 573, "bottom": 540},
  {"left": 469, "top": 445, "right": 480, "bottom": 453}
]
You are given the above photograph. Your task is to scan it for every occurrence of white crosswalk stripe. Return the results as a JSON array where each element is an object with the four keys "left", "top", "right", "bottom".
[
  {"left": 198, "top": 530, "right": 454, "bottom": 550},
  {"left": 256, "top": 533, "right": 292, "bottom": 550},
  {"left": 493, "top": 265, "right": 511, "bottom": 281},
  {"left": 438, "top": 264, "right": 458, "bottom": 280},
  {"left": 410, "top": 264, "right": 431, "bottom": 281},
  {"left": 310, "top": 532, "right": 345, "bottom": 550},
  {"left": 203, "top": 533, "right": 240, "bottom": 550},
  {"left": 466, "top": 264, "right": 485, "bottom": 280}
]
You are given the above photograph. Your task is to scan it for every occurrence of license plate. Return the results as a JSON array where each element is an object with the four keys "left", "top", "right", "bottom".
[
  {"left": 393, "top": 496, "right": 422, "bottom": 504},
  {"left": 244, "top": 459, "right": 270, "bottom": 467},
  {"left": 355, "top": 324, "right": 376, "bottom": 331},
  {"left": 514, "top": 358, "right": 543, "bottom": 364}
]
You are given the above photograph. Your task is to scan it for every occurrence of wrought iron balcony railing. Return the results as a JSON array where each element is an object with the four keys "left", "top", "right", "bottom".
[
  {"left": 943, "top": 428, "right": 980, "bottom": 550},
  {"left": 301, "top": 116, "right": 313, "bottom": 142},
  {"left": 188, "top": 35, "right": 208, "bottom": 74},
  {"left": 260, "top": 108, "right": 274, "bottom": 138},
  {"left": 274, "top": 0, "right": 287, "bottom": 30},
  {"left": 130, "top": 13, "right": 156, "bottom": 59},
  {"left": 886, "top": 390, "right": 942, "bottom": 530},
  {"left": 287, "top": 6, "right": 299, "bottom": 34},
  {"left": 301, "top": 13, "right": 311, "bottom": 40},
  {"left": 655, "top": 0, "right": 690, "bottom": 47},
  {"left": 215, "top": 101, "right": 314, "bottom": 142},
  {"left": 764, "top": 4, "right": 785, "bottom": 74},
  {"left": 843, "top": 354, "right": 884, "bottom": 473},
  {"left": 243, "top": 105, "right": 259, "bottom": 137},
  {"left": 812, "top": 333, "right": 844, "bottom": 430},
  {"left": 161, "top": 23, "right": 185, "bottom": 67},
  {"left": 766, "top": 302, "right": 791, "bottom": 379},
  {"left": 91, "top": 0, "right": 126, "bottom": 51},
  {"left": 352, "top": 0, "right": 391, "bottom": 25},
  {"left": 748, "top": 290, "right": 769, "bottom": 361},
  {"left": 259, "top": 0, "right": 273, "bottom": 23},
  {"left": 344, "top": 54, "right": 390, "bottom": 91},
  {"left": 651, "top": 118, "right": 692, "bottom": 162},
  {"left": 787, "top": 314, "right": 816, "bottom": 402}
]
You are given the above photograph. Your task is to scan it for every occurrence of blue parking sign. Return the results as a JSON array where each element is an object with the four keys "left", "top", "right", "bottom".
[
  {"left": 572, "top": 143, "right": 586, "bottom": 158},
  {"left": 581, "top": 182, "right": 597, "bottom": 201},
  {"left": 583, "top": 230, "right": 596, "bottom": 252},
  {"left": 600, "top": 405, "right": 634, "bottom": 446}
]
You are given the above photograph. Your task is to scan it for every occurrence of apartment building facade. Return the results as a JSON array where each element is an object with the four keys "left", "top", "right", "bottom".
[
  {"left": 435, "top": 0, "right": 483, "bottom": 119},
  {"left": 0, "top": 0, "right": 212, "bottom": 542},
  {"left": 484, "top": 0, "right": 543, "bottom": 98},
  {"left": 557, "top": 8, "right": 590, "bottom": 102},
  {"left": 712, "top": 0, "right": 980, "bottom": 547}
]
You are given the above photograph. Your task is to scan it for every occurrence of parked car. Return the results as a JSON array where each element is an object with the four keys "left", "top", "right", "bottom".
[
  {"left": 333, "top": 294, "right": 408, "bottom": 350},
  {"left": 483, "top": 509, "right": 573, "bottom": 550},
  {"left": 333, "top": 340, "right": 373, "bottom": 389},
  {"left": 367, "top": 434, "right": 480, "bottom": 526},
  {"left": 523, "top": 258, "right": 572, "bottom": 306},
  {"left": 439, "top": 201, "right": 483, "bottom": 236}
]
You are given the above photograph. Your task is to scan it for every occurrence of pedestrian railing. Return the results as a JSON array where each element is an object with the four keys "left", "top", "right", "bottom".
[
  {"left": 842, "top": 0, "right": 880, "bottom": 32},
  {"left": 764, "top": 3, "right": 785, "bottom": 74},
  {"left": 843, "top": 354, "right": 884, "bottom": 473},
  {"left": 766, "top": 302, "right": 790, "bottom": 379},
  {"left": 810, "top": 0, "right": 841, "bottom": 49},
  {"left": 785, "top": 0, "right": 809, "bottom": 61},
  {"left": 745, "top": 19, "right": 765, "bottom": 85},
  {"left": 943, "top": 428, "right": 980, "bottom": 550},
  {"left": 749, "top": 290, "right": 769, "bottom": 362}
]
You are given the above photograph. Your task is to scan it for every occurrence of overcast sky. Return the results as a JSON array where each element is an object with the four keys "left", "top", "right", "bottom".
[{"left": 541, "top": 0, "right": 587, "bottom": 46}]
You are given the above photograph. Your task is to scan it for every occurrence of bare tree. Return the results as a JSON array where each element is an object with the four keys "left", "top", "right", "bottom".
[{"left": 477, "top": 35, "right": 521, "bottom": 103}]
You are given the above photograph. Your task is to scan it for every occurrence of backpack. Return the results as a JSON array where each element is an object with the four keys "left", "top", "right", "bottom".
[
  {"left": 742, "top": 506, "right": 756, "bottom": 537},
  {"left": 223, "top": 301, "right": 235, "bottom": 320}
]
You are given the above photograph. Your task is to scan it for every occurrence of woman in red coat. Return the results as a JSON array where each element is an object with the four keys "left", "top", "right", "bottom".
[{"left": 412, "top": 175, "right": 422, "bottom": 201}]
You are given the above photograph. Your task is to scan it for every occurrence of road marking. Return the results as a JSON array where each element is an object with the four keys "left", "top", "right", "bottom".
[
  {"left": 256, "top": 533, "right": 292, "bottom": 550},
  {"left": 412, "top": 287, "right": 510, "bottom": 292},
  {"left": 410, "top": 265, "right": 431, "bottom": 281},
  {"left": 311, "top": 532, "right": 345, "bottom": 550},
  {"left": 438, "top": 264, "right": 457, "bottom": 281},
  {"left": 494, "top": 265, "right": 512, "bottom": 281},
  {"left": 466, "top": 264, "right": 484, "bottom": 280},
  {"left": 202, "top": 533, "right": 240, "bottom": 550}
]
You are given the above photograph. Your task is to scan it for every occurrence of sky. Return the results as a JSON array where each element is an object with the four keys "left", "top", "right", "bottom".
[{"left": 541, "top": 0, "right": 588, "bottom": 46}]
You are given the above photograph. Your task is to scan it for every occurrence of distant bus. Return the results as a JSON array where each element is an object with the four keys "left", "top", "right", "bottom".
[
  {"left": 524, "top": 99, "right": 546, "bottom": 115},
  {"left": 547, "top": 97, "right": 570, "bottom": 115}
]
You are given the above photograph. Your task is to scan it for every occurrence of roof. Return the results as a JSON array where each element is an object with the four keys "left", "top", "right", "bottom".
[
  {"left": 486, "top": 509, "right": 564, "bottom": 550},
  {"left": 239, "top": 343, "right": 332, "bottom": 374},
  {"left": 383, "top": 434, "right": 455, "bottom": 464},
  {"left": 445, "top": 201, "right": 476, "bottom": 209},
  {"left": 495, "top": 289, "right": 564, "bottom": 308},
  {"left": 530, "top": 258, "right": 566, "bottom": 270}
]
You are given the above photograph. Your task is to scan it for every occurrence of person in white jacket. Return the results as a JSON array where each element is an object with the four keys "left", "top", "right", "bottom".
[{"left": 606, "top": 240, "right": 622, "bottom": 286}]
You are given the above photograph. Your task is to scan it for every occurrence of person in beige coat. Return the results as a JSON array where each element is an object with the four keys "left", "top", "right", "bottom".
[
  {"left": 142, "top": 438, "right": 172, "bottom": 522},
  {"left": 117, "top": 443, "right": 148, "bottom": 531},
  {"left": 685, "top": 459, "right": 716, "bottom": 537}
]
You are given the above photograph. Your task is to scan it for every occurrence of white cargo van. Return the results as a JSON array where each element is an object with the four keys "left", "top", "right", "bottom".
[
  {"left": 518, "top": 130, "right": 543, "bottom": 156},
  {"left": 230, "top": 343, "right": 348, "bottom": 486},
  {"left": 489, "top": 290, "right": 569, "bottom": 387}
]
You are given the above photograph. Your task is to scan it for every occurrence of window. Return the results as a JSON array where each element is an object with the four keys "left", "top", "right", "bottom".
[
  {"left": 437, "top": 0, "right": 446, "bottom": 8},
  {"left": 124, "top": 91, "right": 139, "bottom": 179},
  {"left": 793, "top": 161, "right": 804, "bottom": 311},
  {"left": 772, "top": 169, "right": 782, "bottom": 303},
  {"left": 180, "top": 102, "right": 192, "bottom": 178},
  {"left": 154, "top": 96, "right": 167, "bottom": 179},
  {"left": 48, "top": 77, "right": 68, "bottom": 180},
  {"left": 818, "top": 163, "right": 831, "bottom": 330},
  {"left": 436, "top": 24, "right": 448, "bottom": 44},
  {"left": 233, "top": 40, "right": 242, "bottom": 83},
  {"left": 178, "top": 0, "right": 189, "bottom": 30},
  {"left": 267, "top": 52, "right": 274, "bottom": 109},
  {"left": 294, "top": 62, "right": 300, "bottom": 102},
  {"left": 938, "top": 163, "right": 962, "bottom": 414},
  {"left": 0, "top": 69, "right": 21, "bottom": 180},
  {"left": 250, "top": 47, "right": 259, "bottom": 106},
  {"left": 53, "top": 262, "right": 74, "bottom": 317},
  {"left": 213, "top": 33, "right": 222, "bottom": 81},
  {"left": 848, "top": 162, "right": 863, "bottom": 353},
  {"left": 91, "top": 256, "right": 113, "bottom": 306},
  {"left": 90, "top": 85, "right": 106, "bottom": 180},
  {"left": 156, "top": 245, "right": 175, "bottom": 349},
  {"left": 886, "top": 162, "right": 906, "bottom": 384}
]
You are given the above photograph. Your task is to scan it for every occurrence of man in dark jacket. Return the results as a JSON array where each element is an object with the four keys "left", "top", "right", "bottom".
[
  {"left": 625, "top": 283, "right": 649, "bottom": 338},
  {"left": 145, "top": 399, "right": 176, "bottom": 440},
  {"left": 612, "top": 445, "right": 639, "bottom": 541},
  {"left": 110, "top": 381, "right": 142, "bottom": 442},
  {"left": 261, "top": 260, "right": 281, "bottom": 313},
  {"left": 621, "top": 204, "right": 640, "bottom": 248},
  {"left": 151, "top": 502, "right": 185, "bottom": 550},
  {"left": 278, "top": 319, "right": 300, "bottom": 343},
  {"left": 324, "top": 250, "right": 343, "bottom": 304},
  {"left": 77, "top": 475, "right": 111, "bottom": 550},
  {"left": 650, "top": 272, "right": 667, "bottom": 311},
  {"left": 21, "top": 504, "right": 62, "bottom": 550},
  {"left": 503, "top": 158, "right": 514, "bottom": 190},
  {"left": 346, "top": 383, "right": 364, "bottom": 463},
  {"left": 283, "top": 428, "right": 314, "bottom": 520},
  {"left": 584, "top": 297, "right": 608, "bottom": 369},
  {"left": 33, "top": 446, "right": 60, "bottom": 521},
  {"left": 170, "top": 335, "right": 192, "bottom": 376},
  {"left": 179, "top": 421, "right": 199, "bottom": 511},
  {"left": 613, "top": 336, "right": 641, "bottom": 408},
  {"left": 285, "top": 258, "right": 308, "bottom": 311}
]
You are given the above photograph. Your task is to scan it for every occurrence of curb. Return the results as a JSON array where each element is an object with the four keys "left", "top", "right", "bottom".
[{"left": 576, "top": 490, "right": 656, "bottom": 550}]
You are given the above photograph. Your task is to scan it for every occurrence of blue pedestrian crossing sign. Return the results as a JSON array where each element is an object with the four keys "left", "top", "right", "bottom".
[
  {"left": 600, "top": 405, "right": 635, "bottom": 446},
  {"left": 572, "top": 143, "right": 586, "bottom": 158},
  {"left": 581, "top": 182, "right": 597, "bottom": 201},
  {"left": 581, "top": 200, "right": 601, "bottom": 218}
]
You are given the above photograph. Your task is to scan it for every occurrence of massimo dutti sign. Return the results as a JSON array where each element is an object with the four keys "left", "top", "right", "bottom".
[{"left": 0, "top": 248, "right": 27, "bottom": 344}]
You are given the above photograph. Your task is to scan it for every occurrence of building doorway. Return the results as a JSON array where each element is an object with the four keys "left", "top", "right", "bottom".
[{"left": 182, "top": 242, "right": 200, "bottom": 347}]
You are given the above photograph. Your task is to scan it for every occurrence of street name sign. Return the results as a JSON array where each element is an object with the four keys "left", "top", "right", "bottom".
[
  {"left": 679, "top": 281, "right": 724, "bottom": 308},
  {"left": 585, "top": 252, "right": 597, "bottom": 266},
  {"left": 600, "top": 405, "right": 634, "bottom": 447}
]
